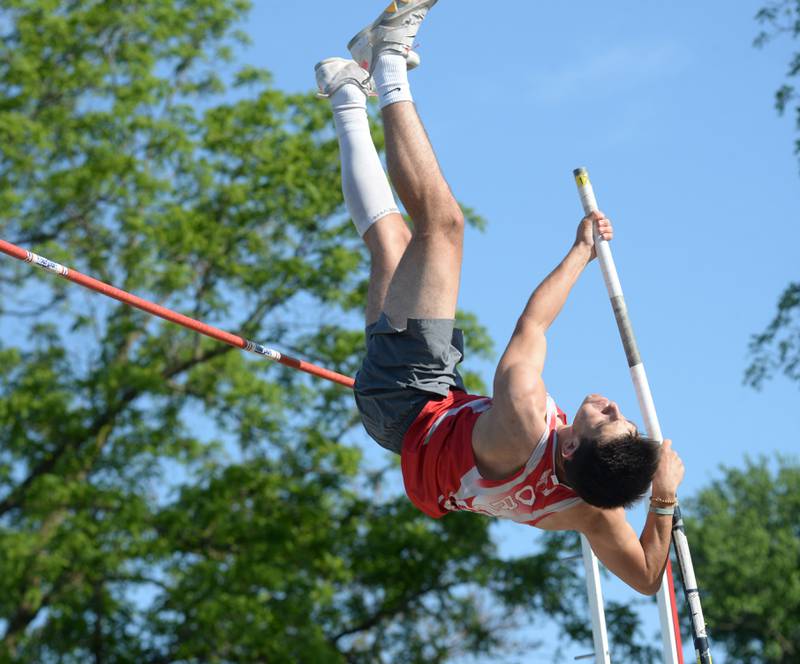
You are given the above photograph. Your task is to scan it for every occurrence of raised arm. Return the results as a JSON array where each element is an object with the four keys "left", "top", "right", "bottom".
[
  {"left": 472, "top": 213, "right": 613, "bottom": 476},
  {"left": 495, "top": 214, "right": 612, "bottom": 411},
  {"left": 581, "top": 440, "right": 685, "bottom": 595},
  {"left": 495, "top": 211, "right": 612, "bottom": 385}
]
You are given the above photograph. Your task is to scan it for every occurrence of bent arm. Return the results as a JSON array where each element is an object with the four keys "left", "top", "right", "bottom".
[{"left": 582, "top": 507, "right": 673, "bottom": 596}]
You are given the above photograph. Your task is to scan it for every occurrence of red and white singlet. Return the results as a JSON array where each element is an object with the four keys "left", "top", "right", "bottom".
[{"left": 400, "top": 391, "right": 583, "bottom": 526}]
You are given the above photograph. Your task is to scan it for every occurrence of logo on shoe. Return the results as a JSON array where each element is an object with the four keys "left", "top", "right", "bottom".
[{"left": 385, "top": 0, "right": 414, "bottom": 15}]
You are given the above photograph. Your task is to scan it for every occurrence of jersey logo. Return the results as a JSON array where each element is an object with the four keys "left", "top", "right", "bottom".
[
  {"left": 536, "top": 470, "right": 559, "bottom": 497},
  {"left": 488, "top": 484, "right": 538, "bottom": 513}
]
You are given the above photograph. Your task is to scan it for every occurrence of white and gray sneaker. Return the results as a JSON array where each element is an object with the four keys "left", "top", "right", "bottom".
[
  {"left": 348, "top": 0, "right": 437, "bottom": 74},
  {"left": 315, "top": 57, "right": 374, "bottom": 99}
]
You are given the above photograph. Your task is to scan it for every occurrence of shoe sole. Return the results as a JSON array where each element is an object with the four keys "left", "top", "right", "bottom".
[
  {"left": 346, "top": 0, "right": 438, "bottom": 53},
  {"left": 314, "top": 56, "right": 351, "bottom": 74},
  {"left": 315, "top": 57, "right": 372, "bottom": 98}
]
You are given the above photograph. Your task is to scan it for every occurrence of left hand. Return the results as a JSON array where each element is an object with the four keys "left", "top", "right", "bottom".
[
  {"left": 575, "top": 211, "right": 614, "bottom": 260},
  {"left": 651, "top": 439, "right": 685, "bottom": 499}
]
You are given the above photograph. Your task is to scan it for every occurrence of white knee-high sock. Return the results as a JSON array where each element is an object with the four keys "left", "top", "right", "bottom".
[
  {"left": 331, "top": 84, "right": 399, "bottom": 237},
  {"left": 373, "top": 53, "right": 413, "bottom": 109}
]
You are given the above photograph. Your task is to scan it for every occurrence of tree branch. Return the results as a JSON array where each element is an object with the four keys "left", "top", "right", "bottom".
[{"left": 331, "top": 581, "right": 456, "bottom": 644}]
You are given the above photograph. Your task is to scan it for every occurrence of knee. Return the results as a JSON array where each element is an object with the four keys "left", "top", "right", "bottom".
[
  {"left": 445, "top": 206, "right": 465, "bottom": 235},
  {"left": 418, "top": 204, "right": 464, "bottom": 243},
  {"left": 365, "top": 215, "right": 412, "bottom": 256}
]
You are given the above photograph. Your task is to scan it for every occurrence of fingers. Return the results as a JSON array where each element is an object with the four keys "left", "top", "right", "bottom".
[
  {"left": 661, "top": 439, "right": 685, "bottom": 471},
  {"left": 596, "top": 214, "right": 613, "bottom": 242},
  {"left": 661, "top": 439, "right": 678, "bottom": 459},
  {"left": 659, "top": 439, "right": 676, "bottom": 463},
  {"left": 584, "top": 210, "right": 614, "bottom": 241},
  {"left": 662, "top": 439, "right": 679, "bottom": 456}
]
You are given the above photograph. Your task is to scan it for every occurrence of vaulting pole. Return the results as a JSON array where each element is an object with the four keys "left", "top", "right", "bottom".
[
  {"left": 0, "top": 238, "right": 355, "bottom": 389},
  {"left": 573, "top": 168, "right": 712, "bottom": 664}
]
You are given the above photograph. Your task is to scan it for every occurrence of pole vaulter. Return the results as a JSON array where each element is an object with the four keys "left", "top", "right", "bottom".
[{"left": 574, "top": 168, "right": 712, "bottom": 664}]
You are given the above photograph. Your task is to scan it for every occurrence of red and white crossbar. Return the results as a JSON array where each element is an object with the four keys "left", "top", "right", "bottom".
[
  {"left": 574, "top": 168, "right": 711, "bottom": 664},
  {"left": 0, "top": 238, "right": 355, "bottom": 389}
]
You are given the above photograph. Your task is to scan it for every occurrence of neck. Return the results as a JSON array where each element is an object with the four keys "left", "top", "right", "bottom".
[{"left": 554, "top": 425, "right": 572, "bottom": 485}]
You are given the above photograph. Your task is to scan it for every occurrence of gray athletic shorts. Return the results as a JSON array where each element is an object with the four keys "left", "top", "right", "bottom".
[{"left": 354, "top": 313, "right": 467, "bottom": 455}]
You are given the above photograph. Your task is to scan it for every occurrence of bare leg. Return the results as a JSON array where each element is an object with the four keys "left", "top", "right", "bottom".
[
  {"left": 381, "top": 101, "right": 464, "bottom": 327},
  {"left": 363, "top": 214, "right": 412, "bottom": 326}
]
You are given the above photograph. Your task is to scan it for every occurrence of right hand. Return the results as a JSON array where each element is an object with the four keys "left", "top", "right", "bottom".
[
  {"left": 575, "top": 211, "right": 614, "bottom": 260},
  {"left": 651, "top": 439, "right": 685, "bottom": 499}
]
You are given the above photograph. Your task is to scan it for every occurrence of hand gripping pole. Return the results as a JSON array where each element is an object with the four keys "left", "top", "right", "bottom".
[{"left": 573, "top": 168, "right": 712, "bottom": 664}]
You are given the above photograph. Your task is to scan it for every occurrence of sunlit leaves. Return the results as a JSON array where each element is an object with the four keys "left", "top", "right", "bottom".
[{"left": 683, "top": 458, "right": 800, "bottom": 663}]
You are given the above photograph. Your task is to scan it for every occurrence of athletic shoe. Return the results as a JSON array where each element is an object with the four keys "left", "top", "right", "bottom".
[
  {"left": 315, "top": 57, "right": 374, "bottom": 99},
  {"left": 348, "top": 0, "right": 437, "bottom": 74}
]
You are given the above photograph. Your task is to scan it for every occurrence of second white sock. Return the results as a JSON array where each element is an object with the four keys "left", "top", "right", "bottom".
[
  {"left": 331, "top": 83, "right": 399, "bottom": 237},
  {"left": 373, "top": 53, "right": 413, "bottom": 109}
]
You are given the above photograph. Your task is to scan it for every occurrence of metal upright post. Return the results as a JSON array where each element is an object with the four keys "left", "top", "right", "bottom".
[
  {"left": 580, "top": 534, "right": 611, "bottom": 663},
  {"left": 573, "top": 167, "right": 681, "bottom": 664}
]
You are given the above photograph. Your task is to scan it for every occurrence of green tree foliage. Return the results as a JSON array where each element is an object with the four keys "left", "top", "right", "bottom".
[
  {"left": 748, "top": 2, "right": 800, "bottom": 388},
  {"left": 0, "top": 1, "right": 637, "bottom": 662},
  {"left": 746, "top": 283, "right": 800, "bottom": 388},
  {"left": 682, "top": 458, "right": 800, "bottom": 663}
]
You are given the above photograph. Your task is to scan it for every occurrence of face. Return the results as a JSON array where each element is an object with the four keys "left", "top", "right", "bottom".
[{"left": 572, "top": 393, "right": 638, "bottom": 443}]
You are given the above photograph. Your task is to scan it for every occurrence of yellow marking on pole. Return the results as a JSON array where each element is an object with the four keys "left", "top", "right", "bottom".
[{"left": 576, "top": 173, "right": 591, "bottom": 187}]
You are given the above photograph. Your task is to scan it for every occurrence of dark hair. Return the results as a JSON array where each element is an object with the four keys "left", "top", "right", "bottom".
[{"left": 563, "top": 432, "right": 661, "bottom": 509}]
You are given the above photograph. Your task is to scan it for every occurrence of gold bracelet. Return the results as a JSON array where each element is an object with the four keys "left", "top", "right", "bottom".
[{"left": 650, "top": 496, "right": 678, "bottom": 506}]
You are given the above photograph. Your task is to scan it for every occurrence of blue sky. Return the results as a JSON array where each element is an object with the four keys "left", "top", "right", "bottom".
[{"left": 246, "top": 1, "right": 798, "bottom": 661}]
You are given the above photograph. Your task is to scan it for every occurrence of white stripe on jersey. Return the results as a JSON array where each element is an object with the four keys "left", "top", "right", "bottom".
[
  {"left": 450, "top": 395, "right": 557, "bottom": 501},
  {"left": 501, "top": 497, "right": 584, "bottom": 524},
  {"left": 422, "top": 397, "right": 492, "bottom": 446}
]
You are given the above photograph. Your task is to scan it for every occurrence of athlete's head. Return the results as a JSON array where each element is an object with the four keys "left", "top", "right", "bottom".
[{"left": 562, "top": 394, "right": 661, "bottom": 509}]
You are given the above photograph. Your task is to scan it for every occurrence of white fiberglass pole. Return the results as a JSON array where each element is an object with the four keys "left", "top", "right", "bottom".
[{"left": 573, "top": 168, "right": 681, "bottom": 664}]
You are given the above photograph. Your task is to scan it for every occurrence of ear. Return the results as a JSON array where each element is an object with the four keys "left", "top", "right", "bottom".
[{"left": 561, "top": 435, "right": 581, "bottom": 459}]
